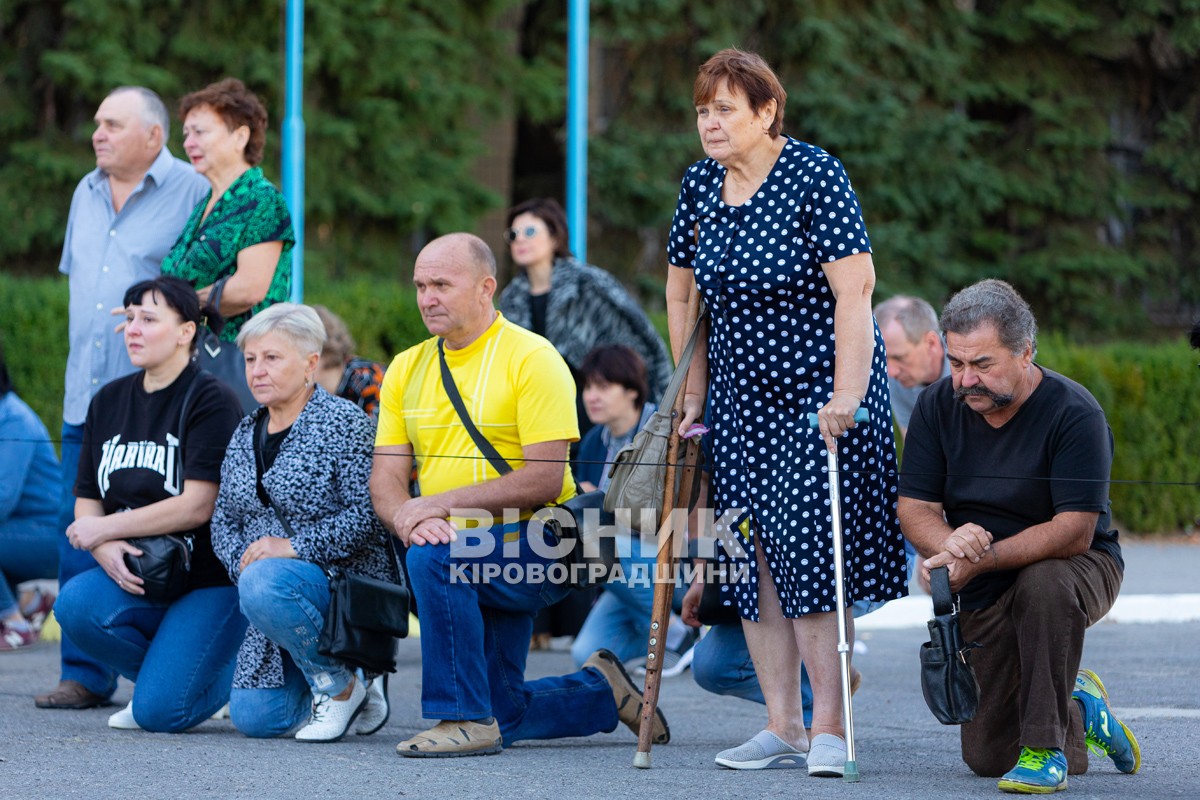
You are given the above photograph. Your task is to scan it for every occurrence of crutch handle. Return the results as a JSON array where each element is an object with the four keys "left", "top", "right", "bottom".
[{"left": 806, "top": 408, "right": 869, "bottom": 428}]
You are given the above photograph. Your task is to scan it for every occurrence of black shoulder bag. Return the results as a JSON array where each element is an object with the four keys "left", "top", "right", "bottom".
[
  {"left": 919, "top": 565, "right": 983, "bottom": 725},
  {"left": 437, "top": 339, "right": 613, "bottom": 591},
  {"left": 195, "top": 276, "right": 257, "bottom": 414},
  {"left": 253, "top": 412, "right": 410, "bottom": 674},
  {"left": 122, "top": 373, "right": 203, "bottom": 603}
]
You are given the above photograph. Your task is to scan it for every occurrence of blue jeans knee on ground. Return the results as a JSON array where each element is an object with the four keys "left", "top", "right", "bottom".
[
  {"left": 55, "top": 422, "right": 118, "bottom": 698},
  {"left": 55, "top": 566, "right": 246, "bottom": 732},
  {"left": 0, "top": 517, "right": 59, "bottom": 616},
  {"left": 229, "top": 652, "right": 314, "bottom": 738},
  {"left": 406, "top": 518, "right": 618, "bottom": 745},
  {"left": 236, "top": 558, "right": 354, "bottom": 698}
]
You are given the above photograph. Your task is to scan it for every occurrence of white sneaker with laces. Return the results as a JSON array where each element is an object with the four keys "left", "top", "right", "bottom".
[
  {"left": 355, "top": 675, "right": 389, "bottom": 735},
  {"left": 108, "top": 701, "right": 141, "bottom": 730},
  {"left": 295, "top": 677, "right": 367, "bottom": 743}
]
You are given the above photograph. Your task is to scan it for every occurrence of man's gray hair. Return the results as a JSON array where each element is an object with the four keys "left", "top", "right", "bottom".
[
  {"left": 236, "top": 303, "right": 327, "bottom": 357},
  {"left": 874, "top": 295, "right": 940, "bottom": 343},
  {"left": 107, "top": 86, "right": 171, "bottom": 142},
  {"left": 940, "top": 279, "right": 1038, "bottom": 356}
]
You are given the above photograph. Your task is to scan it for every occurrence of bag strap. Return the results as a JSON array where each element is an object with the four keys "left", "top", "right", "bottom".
[
  {"left": 658, "top": 306, "right": 707, "bottom": 410},
  {"left": 437, "top": 338, "right": 513, "bottom": 476},
  {"left": 929, "top": 565, "right": 958, "bottom": 616},
  {"left": 254, "top": 412, "right": 300, "bottom": 539},
  {"left": 174, "top": 369, "right": 209, "bottom": 486}
]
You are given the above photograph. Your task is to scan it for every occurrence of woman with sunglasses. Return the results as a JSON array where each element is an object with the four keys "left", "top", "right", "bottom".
[{"left": 499, "top": 198, "right": 672, "bottom": 410}]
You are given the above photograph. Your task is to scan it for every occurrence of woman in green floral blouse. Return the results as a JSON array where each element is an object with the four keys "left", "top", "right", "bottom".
[{"left": 162, "top": 78, "right": 294, "bottom": 342}]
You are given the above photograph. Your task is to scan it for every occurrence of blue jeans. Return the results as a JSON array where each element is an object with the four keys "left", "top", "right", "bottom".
[
  {"left": 0, "top": 517, "right": 59, "bottom": 616},
  {"left": 570, "top": 535, "right": 684, "bottom": 667},
  {"left": 229, "top": 651, "right": 313, "bottom": 739},
  {"left": 56, "top": 422, "right": 118, "bottom": 698},
  {"left": 691, "top": 597, "right": 888, "bottom": 729},
  {"left": 236, "top": 558, "right": 353, "bottom": 696},
  {"left": 406, "top": 519, "right": 618, "bottom": 745},
  {"left": 55, "top": 566, "right": 246, "bottom": 732}
]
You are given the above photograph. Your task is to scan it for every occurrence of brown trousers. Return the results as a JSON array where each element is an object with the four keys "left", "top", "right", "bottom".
[{"left": 958, "top": 549, "right": 1122, "bottom": 777}]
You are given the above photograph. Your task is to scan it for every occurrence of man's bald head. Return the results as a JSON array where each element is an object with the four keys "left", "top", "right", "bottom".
[
  {"left": 413, "top": 233, "right": 499, "bottom": 348},
  {"left": 421, "top": 233, "right": 496, "bottom": 279}
]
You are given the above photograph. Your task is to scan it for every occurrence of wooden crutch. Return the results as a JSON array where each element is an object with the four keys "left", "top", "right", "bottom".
[{"left": 633, "top": 285, "right": 703, "bottom": 769}]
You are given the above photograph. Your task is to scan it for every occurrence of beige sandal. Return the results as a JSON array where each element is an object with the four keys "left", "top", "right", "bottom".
[{"left": 396, "top": 719, "right": 503, "bottom": 758}]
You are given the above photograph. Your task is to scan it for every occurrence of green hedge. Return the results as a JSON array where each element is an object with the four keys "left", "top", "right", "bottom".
[{"left": 3, "top": 274, "right": 1195, "bottom": 534}]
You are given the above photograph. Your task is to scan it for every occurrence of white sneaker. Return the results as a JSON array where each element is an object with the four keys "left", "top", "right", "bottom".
[
  {"left": 108, "top": 701, "right": 140, "bottom": 730},
  {"left": 355, "top": 675, "right": 389, "bottom": 735},
  {"left": 295, "top": 677, "right": 367, "bottom": 743}
]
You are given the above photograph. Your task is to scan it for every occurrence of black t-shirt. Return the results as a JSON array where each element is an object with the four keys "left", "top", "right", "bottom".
[
  {"left": 254, "top": 412, "right": 292, "bottom": 507},
  {"left": 898, "top": 366, "right": 1123, "bottom": 610},
  {"left": 76, "top": 364, "right": 243, "bottom": 591},
  {"left": 529, "top": 291, "right": 549, "bottom": 337}
]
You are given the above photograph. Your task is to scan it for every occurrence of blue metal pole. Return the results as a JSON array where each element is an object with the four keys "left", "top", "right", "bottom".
[
  {"left": 566, "top": 0, "right": 588, "bottom": 263},
  {"left": 283, "top": 0, "right": 306, "bottom": 303}
]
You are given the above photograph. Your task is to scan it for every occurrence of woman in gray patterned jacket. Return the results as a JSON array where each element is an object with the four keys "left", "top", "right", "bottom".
[
  {"left": 211, "top": 303, "right": 398, "bottom": 743},
  {"left": 499, "top": 198, "right": 672, "bottom": 404}
]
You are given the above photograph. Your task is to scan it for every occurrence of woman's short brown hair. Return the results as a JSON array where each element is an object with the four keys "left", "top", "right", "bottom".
[
  {"left": 312, "top": 305, "right": 356, "bottom": 365},
  {"left": 179, "top": 78, "right": 269, "bottom": 166},
  {"left": 579, "top": 345, "right": 649, "bottom": 409},
  {"left": 506, "top": 198, "right": 572, "bottom": 260},
  {"left": 694, "top": 48, "right": 787, "bottom": 138}
]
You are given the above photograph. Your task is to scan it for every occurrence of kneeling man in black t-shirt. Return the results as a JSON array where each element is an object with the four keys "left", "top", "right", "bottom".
[{"left": 898, "top": 279, "right": 1141, "bottom": 795}]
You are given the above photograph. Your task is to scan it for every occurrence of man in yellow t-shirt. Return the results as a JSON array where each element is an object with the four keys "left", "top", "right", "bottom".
[{"left": 370, "top": 233, "right": 668, "bottom": 758}]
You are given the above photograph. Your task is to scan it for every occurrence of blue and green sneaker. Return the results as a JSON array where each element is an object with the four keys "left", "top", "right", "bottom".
[
  {"left": 1073, "top": 668, "right": 1141, "bottom": 774},
  {"left": 997, "top": 747, "right": 1068, "bottom": 794}
]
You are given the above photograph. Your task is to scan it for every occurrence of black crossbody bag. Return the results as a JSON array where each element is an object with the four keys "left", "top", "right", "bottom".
[
  {"left": 437, "top": 339, "right": 614, "bottom": 590},
  {"left": 122, "top": 372, "right": 206, "bottom": 602},
  {"left": 919, "top": 565, "right": 983, "bottom": 725},
  {"left": 253, "top": 411, "right": 409, "bottom": 674}
]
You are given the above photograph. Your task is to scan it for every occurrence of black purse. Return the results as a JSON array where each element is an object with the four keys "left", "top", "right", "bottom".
[
  {"left": 438, "top": 340, "right": 614, "bottom": 590},
  {"left": 919, "top": 565, "right": 983, "bottom": 725},
  {"left": 195, "top": 276, "right": 257, "bottom": 414},
  {"left": 254, "top": 413, "right": 410, "bottom": 674},
  {"left": 123, "top": 372, "right": 205, "bottom": 602}
]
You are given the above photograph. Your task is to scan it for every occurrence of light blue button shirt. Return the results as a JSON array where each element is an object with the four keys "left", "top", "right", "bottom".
[{"left": 59, "top": 146, "right": 209, "bottom": 425}]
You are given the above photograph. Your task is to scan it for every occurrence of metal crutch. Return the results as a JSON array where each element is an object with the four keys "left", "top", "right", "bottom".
[{"left": 807, "top": 407, "right": 869, "bottom": 783}]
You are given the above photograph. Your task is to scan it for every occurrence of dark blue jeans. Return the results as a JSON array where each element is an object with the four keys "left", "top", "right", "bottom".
[
  {"left": 56, "top": 422, "right": 118, "bottom": 698},
  {"left": 406, "top": 519, "right": 618, "bottom": 745},
  {"left": 56, "top": 567, "right": 247, "bottom": 732}
]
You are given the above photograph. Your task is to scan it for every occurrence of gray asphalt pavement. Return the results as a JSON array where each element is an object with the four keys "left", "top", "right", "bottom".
[{"left": 2, "top": 539, "right": 1197, "bottom": 800}]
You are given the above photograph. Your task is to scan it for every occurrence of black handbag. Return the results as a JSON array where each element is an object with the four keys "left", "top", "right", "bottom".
[
  {"left": 125, "top": 533, "right": 194, "bottom": 603},
  {"left": 318, "top": 566, "right": 410, "bottom": 674},
  {"left": 254, "top": 414, "right": 410, "bottom": 674},
  {"left": 919, "top": 565, "right": 983, "bottom": 725},
  {"left": 195, "top": 276, "right": 257, "bottom": 414},
  {"left": 123, "top": 372, "right": 206, "bottom": 602},
  {"left": 438, "top": 340, "right": 615, "bottom": 591}
]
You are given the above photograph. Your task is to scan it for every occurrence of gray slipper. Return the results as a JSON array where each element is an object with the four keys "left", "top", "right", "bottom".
[
  {"left": 715, "top": 730, "right": 807, "bottom": 770},
  {"left": 807, "top": 732, "right": 847, "bottom": 777}
]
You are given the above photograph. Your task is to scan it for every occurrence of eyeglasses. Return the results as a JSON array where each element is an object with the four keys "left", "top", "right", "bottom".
[{"left": 506, "top": 225, "right": 542, "bottom": 242}]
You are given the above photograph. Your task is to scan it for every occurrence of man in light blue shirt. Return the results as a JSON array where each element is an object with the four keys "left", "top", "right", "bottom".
[
  {"left": 36, "top": 87, "right": 208, "bottom": 711},
  {"left": 875, "top": 295, "right": 951, "bottom": 440}
]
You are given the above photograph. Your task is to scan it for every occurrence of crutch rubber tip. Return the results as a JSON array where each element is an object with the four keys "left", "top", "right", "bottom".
[
  {"left": 633, "top": 751, "right": 652, "bottom": 769},
  {"left": 842, "top": 761, "right": 861, "bottom": 783}
]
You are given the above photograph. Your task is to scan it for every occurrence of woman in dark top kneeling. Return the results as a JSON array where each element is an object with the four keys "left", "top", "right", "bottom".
[{"left": 56, "top": 276, "right": 245, "bottom": 733}]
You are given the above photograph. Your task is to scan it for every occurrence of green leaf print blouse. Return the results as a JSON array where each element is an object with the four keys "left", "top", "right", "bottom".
[{"left": 161, "top": 166, "right": 294, "bottom": 341}]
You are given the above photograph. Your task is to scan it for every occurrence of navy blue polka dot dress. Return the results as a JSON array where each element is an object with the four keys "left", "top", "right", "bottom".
[{"left": 668, "top": 137, "right": 907, "bottom": 621}]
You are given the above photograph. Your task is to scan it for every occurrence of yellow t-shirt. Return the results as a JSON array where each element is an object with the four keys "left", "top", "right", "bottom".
[{"left": 376, "top": 312, "right": 578, "bottom": 512}]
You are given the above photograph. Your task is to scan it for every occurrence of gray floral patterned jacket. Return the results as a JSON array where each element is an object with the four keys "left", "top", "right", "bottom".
[{"left": 212, "top": 386, "right": 398, "bottom": 689}]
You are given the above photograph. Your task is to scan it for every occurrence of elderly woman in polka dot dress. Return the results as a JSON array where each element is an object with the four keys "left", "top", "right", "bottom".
[{"left": 666, "top": 49, "right": 907, "bottom": 775}]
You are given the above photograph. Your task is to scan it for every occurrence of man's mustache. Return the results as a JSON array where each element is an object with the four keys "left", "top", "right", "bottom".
[{"left": 954, "top": 384, "right": 1015, "bottom": 408}]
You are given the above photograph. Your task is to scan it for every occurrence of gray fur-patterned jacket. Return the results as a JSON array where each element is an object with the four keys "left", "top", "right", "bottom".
[
  {"left": 499, "top": 256, "right": 672, "bottom": 398},
  {"left": 212, "top": 386, "right": 398, "bottom": 689}
]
